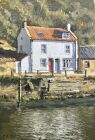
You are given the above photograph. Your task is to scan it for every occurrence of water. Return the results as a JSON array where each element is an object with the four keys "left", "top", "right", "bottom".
[{"left": 0, "top": 106, "right": 95, "bottom": 140}]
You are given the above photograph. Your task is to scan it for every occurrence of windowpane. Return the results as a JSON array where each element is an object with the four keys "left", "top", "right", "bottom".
[
  {"left": 37, "top": 32, "right": 45, "bottom": 37},
  {"left": 85, "top": 61, "right": 90, "bottom": 68},
  {"left": 65, "top": 45, "right": 70, "bottom": 53},
  {"left": 62, "top": 32, "right": 70, "bottom": 39},
  {"left": 41, "top": 44, "right": 47, "bottom": 53},
  {"left": 63, "top": 60, "right": 66, "bottom": 67},
  {"left": 40, "top": 58, "right": 47, "bottom": 67},
  {"left": 63, "top": 59, "right": 72, "bottom": 68}
]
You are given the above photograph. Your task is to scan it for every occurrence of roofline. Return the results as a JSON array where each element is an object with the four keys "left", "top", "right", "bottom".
[
  {"left": 27, "top": 26, "right": 67, "bottom": 31},
  {"left": 70, "top": 30, "right": 77, "bottom": 39},
  {"left": 80, "top": 46, "right": 95, "bottom": 48},
  {"left": 25, "top": 26, "right": 77, "bottom": 41},
  {"left": 80, "top": 58, "right": 95, "bottom": 60},
  {"left": 25, "top": 27, "right": 31, "bottom": 38},
  {"left": 30, "top": 39, "right": 76, "bottom": 42}
]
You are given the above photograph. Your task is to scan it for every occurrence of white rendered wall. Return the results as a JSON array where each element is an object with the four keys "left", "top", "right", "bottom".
[
  {"left": 17, "top": 28, "right": 32, "bottom": 73},
  {"left": 16, "top": 61, "right": 20, "bottom": 73},
  {"left": 31, "top": 40, "right": 77, "bottom": 73},
  {"left": 17, "top": 28, "right": 31, "bottom": 54},
  {"left": 21, "top": 56, "right": 30, "bottom": 73},
  {"left": 16, "top": 56, "right": 29, "bottom": 73}
]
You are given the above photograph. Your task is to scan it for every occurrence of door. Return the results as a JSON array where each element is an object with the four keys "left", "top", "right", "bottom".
[
  {"left": 49, "top": 59, "right": 53, "bottom": 72},
  {"left": 55, "top": 59, "right": 60, "bottom": 73}
]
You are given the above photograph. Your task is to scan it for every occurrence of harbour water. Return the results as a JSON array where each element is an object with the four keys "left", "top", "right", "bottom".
[{"left": 0, "top": 106, "right": 95, "bottom": 140}]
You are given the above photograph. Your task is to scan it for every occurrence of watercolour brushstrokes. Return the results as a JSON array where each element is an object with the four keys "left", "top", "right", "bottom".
[{"left": 0, "top": 0, "right": 95, "bottom": 140}]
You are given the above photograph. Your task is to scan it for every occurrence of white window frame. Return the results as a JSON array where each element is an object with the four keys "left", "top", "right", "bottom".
[
  {"left": 41, "top": 44, "right": 47, "bottom": 54},
  {"left": 63, "top": 59, "right": 72, "bottom": 68},
  {"left": 62, "top": 32, "right": 70, "bottom": 39},
  {"left": 40, "top": 58, "right": 47, "bottom": 67},
  {"left": 65, "top": 45, "right": 70, "bottom": 53}
]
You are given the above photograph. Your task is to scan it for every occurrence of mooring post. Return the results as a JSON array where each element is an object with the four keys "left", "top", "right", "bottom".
[
  {"left": 47, "top": 80, "right": 50, "bottom": 92},
  {"left": 17, "top": 76, "right": 22, "bottom": 108},
  {"left": 11, "top": 68, "right": 14, "bottom": 78},
  {"left": 37, "top": 70, "right": 39, "bottom": 75},
  {"left": 25, "top": 70, "right": 27, "bottom": 77},
  {"left": 65, "top": 70, "right": 67, "bottom": 77},
  {"left": 19, "top": 77, "right": 22, "bottom": 102},
  {"left": 84, "top": 69, "right": 87, "bottom": 78},
  {"left": 51, "top": 70, "right": 54, "bottom": 77}
]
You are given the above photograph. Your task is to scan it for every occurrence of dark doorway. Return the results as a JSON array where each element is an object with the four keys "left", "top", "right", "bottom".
[
  {"left": 55, "top": 59, "right": 60, "bottom": 73},
  {"left": 49, "top": 58, "right": 54, "bottom": 72}
]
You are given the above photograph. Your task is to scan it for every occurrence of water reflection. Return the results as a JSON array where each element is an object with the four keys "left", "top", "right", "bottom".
[{"left": 0, "top": 107, "right": 95, "bottom": 140}]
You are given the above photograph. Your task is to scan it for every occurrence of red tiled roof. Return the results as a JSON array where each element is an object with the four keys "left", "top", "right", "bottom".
[{"left": 27, "top": 26, "right": 76, "bottom": 41}]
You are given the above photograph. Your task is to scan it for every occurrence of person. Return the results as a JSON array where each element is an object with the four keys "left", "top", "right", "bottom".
[{"left": 40, "top": 89, "right": 44, "bottom": 100}]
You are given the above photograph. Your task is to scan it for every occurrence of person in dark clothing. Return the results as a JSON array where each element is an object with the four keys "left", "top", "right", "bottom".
[
  {"left": 25, "top": 83, "right": 31, "bottom": 93},
  {"left": 40, "top": 90, "right": 44, "bottom": 100}
]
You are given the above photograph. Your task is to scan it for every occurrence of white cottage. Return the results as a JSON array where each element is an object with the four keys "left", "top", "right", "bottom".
[{"left": 16, "top": 22, "right": 78, "bottom": 74}]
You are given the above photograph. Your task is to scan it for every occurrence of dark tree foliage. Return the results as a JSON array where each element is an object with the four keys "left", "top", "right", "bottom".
[{"left": 0, "top": 0, "right": 95, "bottom": 46}]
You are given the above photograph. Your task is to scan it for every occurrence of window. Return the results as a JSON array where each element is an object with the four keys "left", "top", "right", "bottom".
[
  {"left": 62, "top": 32, "right": 70, "bottom": 39},
  {"left": 37, "top": 32, "right": 45, "bottom": 37},
  {"left": 40, "top": 58, "right": 47, "bottom": 67},
  {"left": 63, "top": 59, "right": 72, "bottom": 68},
  {"left": 65, "top": 45, "right": 70, "bottom": 53},
  {"left": 85, "top": 61, "right": 90, "bottom": 68},
  {"left": 41, "top": 44, "right": 47, "bottom": 53}
]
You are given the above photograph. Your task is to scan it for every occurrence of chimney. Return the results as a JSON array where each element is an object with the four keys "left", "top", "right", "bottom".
[
  {"left": 23, "top": 18, "right": 27, "bottom": 28},
  {"left": 67, "top": 23, "right": 71, "bottom": 31}
]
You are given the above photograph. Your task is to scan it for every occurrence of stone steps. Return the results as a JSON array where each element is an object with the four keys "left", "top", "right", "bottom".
[
  {"left": 50, "top": 86, "right": 80, "bottom": 90},
  {"left": 50, "top": 89, "right": 80, "bottom": 92},
  {"left": 49, "top": 80, "right": 81, "bottom": 94},
  {"left": 50, "top": 85, "right": 80, "bottom": 88},
  {"left": 49, "top": 90, "right": 80, "bottom": 94}
]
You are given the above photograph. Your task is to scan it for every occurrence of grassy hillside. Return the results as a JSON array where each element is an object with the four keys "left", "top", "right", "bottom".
[
  {"left": 0, "top": 0, "right": 95, "bottom": 46},
  {"left": 0, "top": 40, "right": 16, "bottom": 76}
]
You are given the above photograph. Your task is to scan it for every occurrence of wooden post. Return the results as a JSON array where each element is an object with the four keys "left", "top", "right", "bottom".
[
  {"left": 37, "top": 70, "right": 39, "bottom": 75},
  {"left": 65, "top": 70, "right": 67, "bottom": 77},
  {"left": 19, "top": 77, "right": 22, "bottom": 102},
  {"left": 11, "top": 69, "right": 14, "bottom": 78},
  {"left": 25, "top": 70, "right": 27, "bottom": 77},
  {"left": 85, "top": 69, "right": 87, "bottom": 78},
  {"left": 17, "top": 77, "right": 22, "bottom": 108},
  {"left": 51, "top": 70, "right": 54, "bottom": 77},
  {"left": 47, "top": 80, "right": 50, "bottom": 92}
]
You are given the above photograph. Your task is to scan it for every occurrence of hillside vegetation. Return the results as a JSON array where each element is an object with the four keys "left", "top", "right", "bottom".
[{"left": 0, "top": 0, "right": 95, "bottom": 46}]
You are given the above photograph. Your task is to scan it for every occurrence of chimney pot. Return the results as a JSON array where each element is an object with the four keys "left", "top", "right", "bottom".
[{"left": 67, "top": 23, "right": 71, "bottom": 31}]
